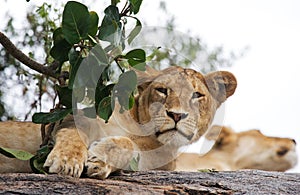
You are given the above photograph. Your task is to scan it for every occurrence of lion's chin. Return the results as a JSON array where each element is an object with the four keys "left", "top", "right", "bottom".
[{"left": 156, "top": 129, "right": 191, "bottom": 146}]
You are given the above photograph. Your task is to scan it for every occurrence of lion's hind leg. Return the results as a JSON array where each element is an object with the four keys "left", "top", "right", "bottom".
[{"left": 85, "top": 136, "right": 135, "bottom": 179}]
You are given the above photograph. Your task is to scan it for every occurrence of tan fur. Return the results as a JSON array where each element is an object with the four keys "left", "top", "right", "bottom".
[
  {"left": 0, "top": 121, "right": 41, "bottom": 172},
  {"left": 176, "top": 126, "right": 298, "bottom": 172},
  {"left": 0, "top": 66, "right": 237, "bottom": 179}
]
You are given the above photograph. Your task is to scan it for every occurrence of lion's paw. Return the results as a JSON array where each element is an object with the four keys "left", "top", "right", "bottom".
[
  {"left": 43, "top": 128, "right": 88, "bottom": 177},
  {"left": 85, "top": 156, "right": 113, "bottom": 179},
  {"left": 44, "top": 147, "right": 87, "bottom": 177},
  {"left": 85, "top": 136, "right": 135, "bottom": 179}
]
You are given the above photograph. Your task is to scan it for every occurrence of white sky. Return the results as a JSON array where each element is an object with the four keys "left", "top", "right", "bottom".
[{"left": 1, "top": 0, "right": 299, "bottom": 172}]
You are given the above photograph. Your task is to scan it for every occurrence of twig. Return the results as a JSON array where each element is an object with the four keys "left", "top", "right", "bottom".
[
  {"left": 114, "top": 57, "right": 125, "bottom": 73},
  {"left": 0, "top": 31, "right": 58, "bottom": 79},
  {"left": 40, "top": 122, "right": 55, "bottom": 147},
  {"left": 40, "top": 124, "right": 46, "bottom": 142}
]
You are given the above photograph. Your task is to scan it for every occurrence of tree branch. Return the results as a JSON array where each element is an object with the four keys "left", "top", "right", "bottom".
[{"left": 0, "top": 31, "right": 58, "bottom": 79}]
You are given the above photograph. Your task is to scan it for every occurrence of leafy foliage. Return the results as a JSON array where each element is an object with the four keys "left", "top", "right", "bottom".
[
  {"left": 31, "top": 0, "right": 145, "bottom": 124},
  {"left": 0, "top": 1, "right": 241, "bottom": 121},
  {"left": 25, "top": 3, "right": 148, "bottom": 174}
]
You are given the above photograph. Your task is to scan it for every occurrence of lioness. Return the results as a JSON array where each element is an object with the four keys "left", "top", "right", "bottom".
[
  {"left": 0, "top": 66, "right": 237, "bottom": 179},
  {"left": 176, "top": 126, "right": 298, "bottom": 172}
]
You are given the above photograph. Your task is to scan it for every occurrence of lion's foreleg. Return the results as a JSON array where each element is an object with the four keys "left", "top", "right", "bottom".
[{"left": 43, "top": 128, "right": 88, "bottom": 177}]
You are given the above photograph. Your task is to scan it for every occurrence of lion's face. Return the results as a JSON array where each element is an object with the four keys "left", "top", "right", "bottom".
[
  {"left": 234, "top": 129, "right": 298, "bottom": 171},
  {"left": 134, "top": 66, "right": 237, "bottom": 147},
  {"left": 208, "top": 126, "right": 298, "bottom": 171}
]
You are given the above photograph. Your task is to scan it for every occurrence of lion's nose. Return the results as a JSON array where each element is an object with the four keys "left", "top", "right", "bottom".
[{"left": 167, "top": 111, "right": 188, "bottom": 123}]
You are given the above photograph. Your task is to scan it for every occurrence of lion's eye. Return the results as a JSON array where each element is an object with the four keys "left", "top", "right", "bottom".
[
  {"left": 156, "top": 87, "right": 168, "bottom": 95},
  {"left": 192, "top": 92, "right": 204, "bottom": 99}
]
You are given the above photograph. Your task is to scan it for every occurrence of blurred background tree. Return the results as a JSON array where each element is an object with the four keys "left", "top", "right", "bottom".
[{"left": 0, "top": 2, "right": 62, "bottom": 120}]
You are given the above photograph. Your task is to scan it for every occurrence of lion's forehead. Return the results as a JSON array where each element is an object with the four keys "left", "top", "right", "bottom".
[{"left": 153, "top": 69, "right": 207, "bottom": 93}]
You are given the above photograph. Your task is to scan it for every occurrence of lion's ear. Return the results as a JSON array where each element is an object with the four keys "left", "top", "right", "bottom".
[
  {"left": 206, "top": 126, "right": 236, "bottom": 148},
  {"left": 204, "top": 71, "right": 237, "bottom": 106},
  {"left": 215, "top": 126, "right": 236, "bottom": 147},
  {"left": 137, "top": 82, "right": 152, "bottom": 94},
  {"left": 134, "top": 66, "right": 161, "bottom": 85}
]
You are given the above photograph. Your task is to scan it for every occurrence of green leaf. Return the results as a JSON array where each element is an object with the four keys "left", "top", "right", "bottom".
[
  {"left": 111, "top": 0, "right": 121, "bottom": 5},
  {"left": 129, "top": 154, "right": 140, "bottom": 171},
  {"left": 97, "top": 96, "right": 113, "bottom": 122},
  {"left": 88, "top": 11, "right": 99, "bottom": 37},
  {"left": 103, "top": 5, "right": 120, "bottom": 21},
  {"left": 128, "top": 58, "right": 145, "bottom": 67},
  {"left": 68, "top": 48, "right": 83, "bottom": 89},
  {"left": 62, "top": 1, "right": 90, "bottom": 44},
  {"left": 132, "top": 62, "right": 146, "bottom": 71},
  {"left": 93, "top": 46, "right": 109, "bottom": 82},
  {"left": 125, "top": 49, "right": 146, "bottom": 62},
  {"left": 115, "top": 70, "right": 137, "bottom": 93},
  {"left": 32, "top": 108, "right": 72, "bottom": 124},
  {"left": 56, "top": 85, "right": 73, "bottom": 108},
  {"left": 95, "top": 83, "right": 115, "bottom": 108},
  {"left": 113, "top": 70, "right": 137, "bottom": 111},
  {"left": 128, "top": 18, "right": 142, "bottom": 44},
  {"left": 30, "top": 145, "right": 51, "bottom": 174},
  {"left": 128, "top": 94, "right": 135, "bottom": 110},
  {"left": 198, "top": 168, "right": 217, "bottom": 173},
  {"left": 50, "top": 44, "right": 71, "bottom": 63},
  {"left": 52, "top": 27, "right": 65, "bottom": 45},
  {"left": 82, "top": 107, "right": 97, "bottom": 118},
  {"left": 50, "top": 28, "right": 72, "bottom": 62},
  {"left": 31, "top": 158, "right": 47, "bottom": 174},
  {"left": 73, "top": 86, "right": 86, "bottom": 103},
  {"left": 101, "top": 66, "right": 111, "bottom": 83},
  {"left": 124, "top": 49, "right": 146, "bottom": 70},
  {"left": 90, "top": 44, "right": 109, "bottom": 66},
  {"left": 146, "top": 47, "right": 161, "bottom": 61},
  {"left": 85, "top": 44, "right": 109, "bottom": 88},
  {"left": 0, "top": 147, "right": 34, "bottom": 160},
  {"left": 129, "top": 0, "right": 143, "bottom": 14},
  {"left": 72, "top": 44, "right": 108, "bottom": 90},
  {"left": 98, "top": 5, "right": 121, "bottom": 44}
]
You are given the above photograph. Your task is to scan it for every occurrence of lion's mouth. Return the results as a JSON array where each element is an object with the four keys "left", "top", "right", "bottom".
[{"left": 155, "top": 128, "right": 193, "bottom": 141}]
